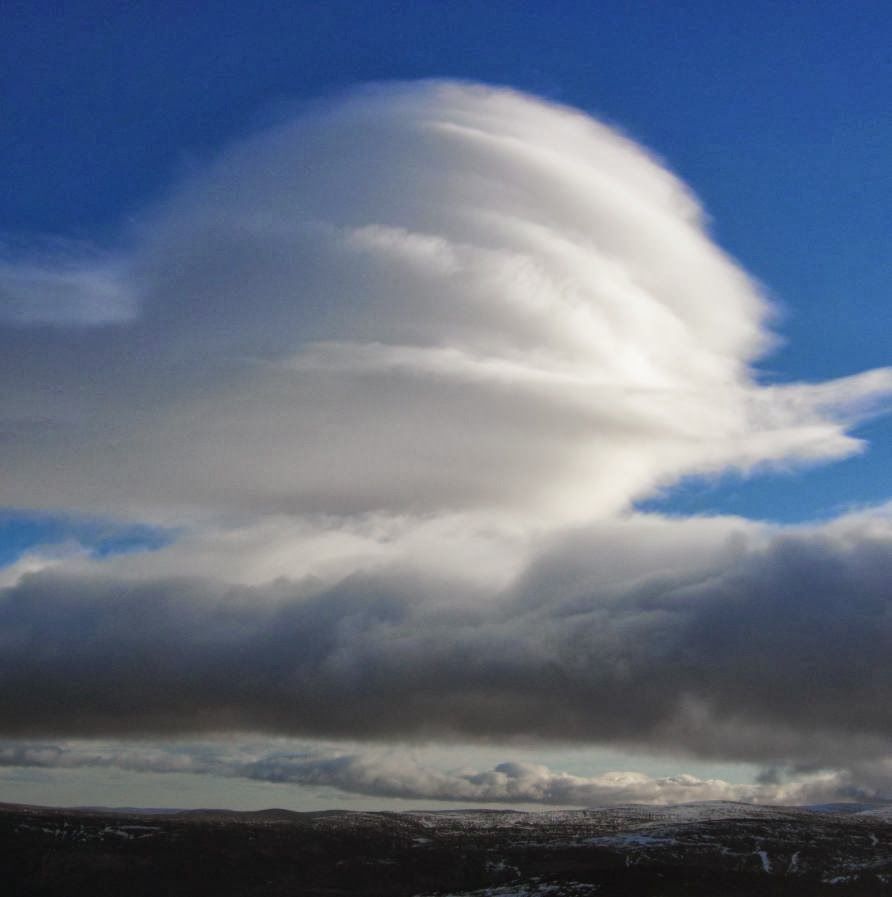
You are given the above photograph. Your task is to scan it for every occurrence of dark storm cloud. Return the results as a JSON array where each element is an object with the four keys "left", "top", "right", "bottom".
[{"left": 0, "top": 513, "right": 889, "bottom": 768}]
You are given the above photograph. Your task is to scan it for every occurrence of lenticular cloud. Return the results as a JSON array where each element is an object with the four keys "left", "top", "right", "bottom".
[{"left": 1, "top": 81, "right": 888, "bottom": 524}]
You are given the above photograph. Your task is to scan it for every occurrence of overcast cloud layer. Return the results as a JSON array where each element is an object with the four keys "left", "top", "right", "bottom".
[{"left": 1, "top": 82, "right": 891, "bottom": 802}]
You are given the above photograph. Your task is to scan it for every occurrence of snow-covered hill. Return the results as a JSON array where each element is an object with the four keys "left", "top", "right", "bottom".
[{"left": 3, "top": 799, "right": 890, "bottom": 895}]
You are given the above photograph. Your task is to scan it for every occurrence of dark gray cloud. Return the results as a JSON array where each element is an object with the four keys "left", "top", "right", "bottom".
[{"left": 0, "top": 513, "right": 889, "bottom": 770}]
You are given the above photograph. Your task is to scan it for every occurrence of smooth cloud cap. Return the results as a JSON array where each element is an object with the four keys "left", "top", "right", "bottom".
[{"left": 1, "top": 81, "right": 888, "bottom": 524}]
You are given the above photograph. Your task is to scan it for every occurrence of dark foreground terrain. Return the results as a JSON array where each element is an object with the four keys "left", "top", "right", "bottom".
[{"left": 2, "top": 799, "right": 891, "bottom": 896}]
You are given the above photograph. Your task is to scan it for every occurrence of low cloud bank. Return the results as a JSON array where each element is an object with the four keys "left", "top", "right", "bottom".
[
  {"left": 1, "top": 510, "right": 890, "bottom": 773},
  {"left": 0, "top": 740, "right": 884, "bottom": 807}
]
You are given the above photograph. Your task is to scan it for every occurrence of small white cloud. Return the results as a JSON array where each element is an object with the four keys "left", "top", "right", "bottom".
[{"left": 0, "top": 256, "right": 135, "bottom": 326}]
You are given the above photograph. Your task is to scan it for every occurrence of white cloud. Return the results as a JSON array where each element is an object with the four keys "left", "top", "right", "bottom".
[
  {"left": 0, "top": 81, "right": 887, "bottom": 526},
  {"left": 0, "top": 740, "right": 879, "bottom": 807},
  {"left": 0, "top": 252, "right": 134, "bottom": 326}
]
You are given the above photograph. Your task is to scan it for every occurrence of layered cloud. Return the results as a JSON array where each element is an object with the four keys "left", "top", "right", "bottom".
[
  {"left": 1, "top": 82, "right": 891, "bottom": 799},
  {"left": 1, "top": 81, "right": 888, "bottom": 524}
]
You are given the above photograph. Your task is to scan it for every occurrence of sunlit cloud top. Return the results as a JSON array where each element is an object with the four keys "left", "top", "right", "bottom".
[{"left": 2, "top": 82, "right": 888, "bottom": 527}]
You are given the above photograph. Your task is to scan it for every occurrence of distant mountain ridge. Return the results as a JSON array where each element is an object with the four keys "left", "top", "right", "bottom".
[
  {"left": 4, "top": 796, "right": 890, "bottom": 895},
  {"left": 5, "top": 796, "right": 892, "bottom": 823}
]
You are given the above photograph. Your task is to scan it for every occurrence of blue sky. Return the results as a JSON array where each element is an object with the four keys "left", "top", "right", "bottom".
[{"left": 1, "top": 2, "right": 891, "bottom": 809}]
